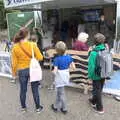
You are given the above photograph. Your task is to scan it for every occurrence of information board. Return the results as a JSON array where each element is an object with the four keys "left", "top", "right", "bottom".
[
  {"left": 3, "top": 0, "right": 53, "bottom": 8},
  {"left": 0, "top": 52, "right": 12, "bottom": 78},
  {"left": 6, "top": 11, "right": 35, "bottom": 41}
]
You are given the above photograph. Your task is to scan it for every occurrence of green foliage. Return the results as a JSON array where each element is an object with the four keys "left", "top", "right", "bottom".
[
  {"left": 0, "top": 1, "right": 7, "bottom": 29},
  {"left": 0, "top": 0, "right": 18, "bottom": 29}
]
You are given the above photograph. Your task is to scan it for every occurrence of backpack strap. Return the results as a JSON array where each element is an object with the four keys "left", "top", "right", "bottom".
[{"left": 19, "top": 44, "right": 32, "bottom": 58}]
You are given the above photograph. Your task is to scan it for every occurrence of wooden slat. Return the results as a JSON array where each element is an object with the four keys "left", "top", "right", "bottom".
[
  {"left": 46, "top": 49, "right": 120, "bottom": 60},
  {"left": 45, "top": 49, "right": 120, "bottom": 94},
  {"left": 113, "top": 54, "right": 120, "bottom": 59},
  {"left": 70, "top": 74, "right": 88, "bottom": 79},
  {"left": 46, "top": 49, "right": 88, "bottom": 57},
  {"left": 75, "top": 63, "right": 88, "bottom": 69},
  {"left": 72, "top": 55, "right": 88, "bottom": 62},
  {"left": 113, "top": 62, "right": 120, "bottom": 67}
]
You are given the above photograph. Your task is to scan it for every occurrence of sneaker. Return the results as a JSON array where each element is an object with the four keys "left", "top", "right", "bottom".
[
  {"left": 61, "top": 108, "right": 68, "bottom": 114},
  {"left": 21, "top": 108, "right": 27, "bottom": 113},
  {"left": 36, "top": 106, "right": 43, "bottom": 114},
  {"left": 48, "top": 85, "right": 55, "bottom": 90},
  {"left": 114, "top": 96, "right": 120, "bottom": 101},
  {"left": 10, "top": 79, "right": 16, "bottom": 83},
  {"left": 51, "top": 104, "right": 58, "bottom": 113},
  {"left": 94, "top": 108, "right": 104, "bottom": 114},
  {"left": 89, "top": 99, "right": 96, "bottom": 108},
  {"left": 97, "top": 110, "right": 104, "bottom": 114}
]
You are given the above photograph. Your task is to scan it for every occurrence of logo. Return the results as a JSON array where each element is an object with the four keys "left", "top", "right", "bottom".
[
  {"left": 8, "top": 0, "right": 12, "bottom": 5},
  {"left": 7, "top": 0, "right": 30, "bottom": 6}
]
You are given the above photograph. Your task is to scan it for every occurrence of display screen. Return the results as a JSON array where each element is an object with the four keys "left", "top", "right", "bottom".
[{"left": 80, "top": 9, "right": 102, "bottom": 22}]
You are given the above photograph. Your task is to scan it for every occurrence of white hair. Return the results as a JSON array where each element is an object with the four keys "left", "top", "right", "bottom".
[{"left": 77, "top": 32, "right": 89, "bottom": 43}]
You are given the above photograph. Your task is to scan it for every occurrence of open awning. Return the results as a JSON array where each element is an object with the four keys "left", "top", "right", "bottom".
[
  {"left": 5, "top": 0, "right": 116, "bottom": 10},
  {"left": 41, "top": 0, "right": 116, "bottom": 10},
  {"left": 4, "top": 0, "right": 116, "bottom": 10}
]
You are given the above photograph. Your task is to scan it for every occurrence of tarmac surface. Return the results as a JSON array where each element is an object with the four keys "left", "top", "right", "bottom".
[{"left": 0, "top": 70, "right": 120, "bottom": 120}]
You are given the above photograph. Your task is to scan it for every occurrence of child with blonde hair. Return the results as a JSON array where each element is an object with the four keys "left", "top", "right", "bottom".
[{"left": 51, "top": 41, "right": 75, "bottom": 114}]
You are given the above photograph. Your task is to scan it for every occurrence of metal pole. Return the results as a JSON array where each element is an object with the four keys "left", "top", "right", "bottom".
[
  {"left": 114, "top": 0, "right": 120, "bottom": 53},
  {"left": 113, "top": 1, "right": 118, "bottom": 53}
]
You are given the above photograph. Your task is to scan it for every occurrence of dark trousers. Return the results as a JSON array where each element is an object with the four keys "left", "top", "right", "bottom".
[
  {"left": 92, "top": 79, "right": 105, "bottom": 110},
  {"left": 18, "top": 68, "right": 40, "bottom": 109},
  {"left": 61, "top": 31, "right": 68, "bottom": 42}
]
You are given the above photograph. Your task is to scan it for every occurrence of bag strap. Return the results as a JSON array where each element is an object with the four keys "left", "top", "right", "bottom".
[
  {"left": 19, "top": 44, "right": 32, "bottom": 58},
  {"left": 31, "top": 43, "right": 35, "bottom": 58}
]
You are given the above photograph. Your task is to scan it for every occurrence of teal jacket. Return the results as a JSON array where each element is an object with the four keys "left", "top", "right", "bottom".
[{"left": 88, "top": 44, "right": 105, "bottom": 80}]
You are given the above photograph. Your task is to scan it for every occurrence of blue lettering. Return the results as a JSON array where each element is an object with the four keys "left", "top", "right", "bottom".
[
  {"left": 8, "top": 0, "right": 30, "bottom": 5},
  {"left": 8, "top": 0, "right": 12, "bottom": 5},
  {"left": 18, "top": 0, "right": 22, "bottom": 3},
  {"left": 16, "top": 0, "right": 30, "bottom": 3},
  {"left": 14, "top": 0, "right": 16, "bottom": 3}
]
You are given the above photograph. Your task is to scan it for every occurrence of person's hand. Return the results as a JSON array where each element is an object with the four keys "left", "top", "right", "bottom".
[
  {"left": 52, "top": 67, "right": 58, "bottom": 75},
  {"left": 52, "top": 70, "right": 57, "bottom": 75},
  {"left": 88, "top": 46, "right": 93, "bottom": 52},
  {"left": 70, "top": 62, "right": 76, "bottom": 71}
]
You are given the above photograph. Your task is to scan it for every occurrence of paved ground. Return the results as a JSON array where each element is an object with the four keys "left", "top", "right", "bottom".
[{"left": 0, "top": 70, "right": 120, "bottom": 120}]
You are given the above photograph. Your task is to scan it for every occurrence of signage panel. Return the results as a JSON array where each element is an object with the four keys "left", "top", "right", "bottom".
[{"left": 4, "top": 0, "right": 53, "bottom": 8}]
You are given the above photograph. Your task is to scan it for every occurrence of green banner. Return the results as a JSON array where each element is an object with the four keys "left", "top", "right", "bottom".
[{"left": 6, "top": 11, "right": 35, "bottom": 41}]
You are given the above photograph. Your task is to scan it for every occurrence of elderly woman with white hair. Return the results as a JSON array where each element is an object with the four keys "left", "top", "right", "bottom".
[{"left": 72, "top": 32, "right": 89, "bottom": 51}]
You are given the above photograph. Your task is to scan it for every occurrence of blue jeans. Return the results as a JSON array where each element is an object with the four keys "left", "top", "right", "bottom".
[
  {"left": 54, "top": 87, "right": 67, "bottom": 111},
  {"left": 18, "top": 68, "right": 40, "bottom": 109}
]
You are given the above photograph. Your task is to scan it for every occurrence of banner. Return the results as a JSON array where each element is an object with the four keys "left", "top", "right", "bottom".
[
  {"left": 6, "top": 11, "right": 35, "bottom": 41},
  {"left": 103, "top": 70, "right": 120, "bottom": 96},
  {"left": 0, "top": 52, "right": 12, "bottom": 78},
  {"left": 4, "top": 0, "right": 53, "bottom": 8}
]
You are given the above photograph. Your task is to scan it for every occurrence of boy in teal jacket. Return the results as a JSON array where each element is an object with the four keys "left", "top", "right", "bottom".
[{"left": 88, "top": 33, "right": 106, "bottom": 114}]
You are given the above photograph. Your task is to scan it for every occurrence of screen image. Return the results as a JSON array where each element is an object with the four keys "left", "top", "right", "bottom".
[{"left": 81, "top": 9, "right": 102, "bottom": 22}]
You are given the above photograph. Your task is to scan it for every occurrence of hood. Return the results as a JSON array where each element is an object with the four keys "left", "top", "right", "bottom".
[{"left": 94, "top": 44, "right": 105, "bottom": 51}]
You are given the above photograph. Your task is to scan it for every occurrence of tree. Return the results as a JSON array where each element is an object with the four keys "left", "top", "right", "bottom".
[
  {"left": 0, "top": 0, "right": 7, "bottom": 29},
  {"left": 0, "top": 0, "right": 17, "bottom": 29}
]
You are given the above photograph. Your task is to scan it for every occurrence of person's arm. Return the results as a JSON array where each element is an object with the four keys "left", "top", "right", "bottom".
[
  {"left": 69, "top": 56, "right": 76, "bottom": 70},
  {"left": 88, "top": 47, "right": 93, "bottom": 57},
  {"left": 70, "top": 62, "right": 76, "bottom": 70},
  {"left": 52, "top": 57, "right": 58, "bottom": 74},
  {"left": 52, "top": 66, "right": 58, "bottom": 75},
  {"left": 11, "top": 47, "right": 18, "bottom": 77},
  {"left": 34, "top": 43, "right": 43, "bottom": 61},
  {"left": 88, "top": 52, "right": 96, "bottom": 79}
]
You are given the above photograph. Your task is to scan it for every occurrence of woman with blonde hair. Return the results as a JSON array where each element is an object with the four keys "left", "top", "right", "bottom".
[{"left": 12, "top": 28, "right": 43, "bottom": 113}]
